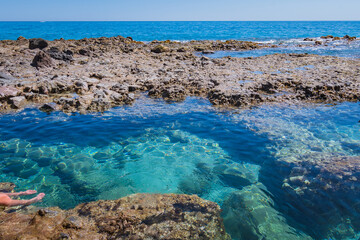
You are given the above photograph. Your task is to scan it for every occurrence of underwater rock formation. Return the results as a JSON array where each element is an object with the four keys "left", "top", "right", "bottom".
[
  {"left": 222, "top": 183, "right": 312, "bottom": 240},
  {"left": 0, "top": 193, "right": 230, "bottom": 240},
  {"left": 276, "top": 153, "right": 360, "bottom": 239}
]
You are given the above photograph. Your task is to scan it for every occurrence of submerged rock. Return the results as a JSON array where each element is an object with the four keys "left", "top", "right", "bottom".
[
  {"left": 0, "top": 182, "right": 15, "bottom": 192},
  {"left": 273, "top": 153, "right": 360, "bottom": 239},
  {"left": 0, "top": 193, "right": 230, "bottom": 240},
  {"left": 222, "top": 183, "right": 312, "bottom": 240}
]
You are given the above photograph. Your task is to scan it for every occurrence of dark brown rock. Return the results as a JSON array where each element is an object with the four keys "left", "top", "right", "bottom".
[
  {"left": 29, "top": 38, "right": 48, "bottom": 49},
  {"left": 31, "top": 51, "right": 54, "bottom": 68}
]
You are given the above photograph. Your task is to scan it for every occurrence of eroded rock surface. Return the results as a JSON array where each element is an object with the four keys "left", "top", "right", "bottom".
[
  {"left": 0, "top": 36, "right": 358, "bottom": 113},
  {"left": 0, "top": 193, "right": 230, "bottom": 240}
]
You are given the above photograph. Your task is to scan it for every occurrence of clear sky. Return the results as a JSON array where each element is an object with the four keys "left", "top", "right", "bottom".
[{"left": 1, "top": 0, "right": 360, "bottom": 21}]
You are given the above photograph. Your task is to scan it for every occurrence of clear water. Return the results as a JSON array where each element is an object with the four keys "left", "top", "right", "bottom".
[
  {"left": 1, "top": 21, "right": 359, "bottom": 41},
  {"left": 200, "top": 38, "right": 360, "bottom": 59},
  {"left": 1, "top": 96, "right": 360, "bottom": 240}
]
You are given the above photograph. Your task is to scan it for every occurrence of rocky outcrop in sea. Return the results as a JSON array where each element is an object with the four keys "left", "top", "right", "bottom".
[
  {"left": 0, "top": 191, "right": 230, "bottom": 240},
  {"left": 0, "top": 36, "right": 359, "bottom": 113}
]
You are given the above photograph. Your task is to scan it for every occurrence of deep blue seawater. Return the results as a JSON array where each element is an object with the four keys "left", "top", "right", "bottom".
[
  {"left": 0, "top": 96, "right": 360, "bottom": 239},
  {"left": 1, "top": 21, "right": 359, "bottom": 41}
]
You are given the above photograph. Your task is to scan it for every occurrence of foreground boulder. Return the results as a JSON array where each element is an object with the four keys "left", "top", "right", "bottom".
[{"left": 0, "top": 193, "right": 230, "bottom": 240}]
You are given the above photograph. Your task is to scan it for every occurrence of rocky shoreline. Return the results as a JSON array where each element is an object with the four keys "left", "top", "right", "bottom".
[
  {"left": 0, "top": 182, "right": 230, "bottom": 240},
  {"left": 0, "top": 35, "right": 359, "bottom": 113}
]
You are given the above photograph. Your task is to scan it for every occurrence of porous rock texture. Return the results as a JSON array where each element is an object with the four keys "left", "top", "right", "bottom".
[
  {"left": 0, "top": 36, "right": 358, "bottom": 113},
  {"left": 0, "top": 193, "right": 230, "bottom": 240}
]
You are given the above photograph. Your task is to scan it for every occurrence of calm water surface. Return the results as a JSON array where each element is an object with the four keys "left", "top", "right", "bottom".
[
  {"left": 1, "top": 21, "right": 359, "bottom": 41},
  {"left": 0, "top": 96, "right": 359, "bottom": 239}
]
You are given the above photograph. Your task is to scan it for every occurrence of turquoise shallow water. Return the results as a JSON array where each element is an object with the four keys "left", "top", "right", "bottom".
[{"left": 0, "top": 96, "right": 359, "bottom": 239}]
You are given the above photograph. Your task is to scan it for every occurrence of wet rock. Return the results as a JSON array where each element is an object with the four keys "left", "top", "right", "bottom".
[
  {"left": 0, "top": 193, "right": 230, "bottom": 240},
  {"left": 87, "top": 98, "right": 111, "bottom": 112},
  {"left": 39, "top": 102, "right": 59, "bottom": 113},
  {"left": 0, "top": 182, "right": 15, "bottom": 193},
  {"left": 151, "top": 44, "right": 170, "bottom": 53},
  {"left": 149, "top": 85, "right": 187, "bottom": 101},
  {"left": 31, "top": 51, "right": 54, "bottom": 68},
  {"left": 29, "top": 38, "right": 48, "bottom": 49},
  {"left": 9, "top": 96, "right": 26, "bottom": 109},
  {"left": 47, "top": 47, "right": 73, "bottom": 61}
]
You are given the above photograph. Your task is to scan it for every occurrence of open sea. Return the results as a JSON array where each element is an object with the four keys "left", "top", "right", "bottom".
[{"left": 1, "top": 21, "right": 360, "bottom": 239}]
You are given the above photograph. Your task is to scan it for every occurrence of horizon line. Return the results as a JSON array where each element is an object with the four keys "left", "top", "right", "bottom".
[{"left": 1, "top": 20, "right": 360, "bottom": 22}]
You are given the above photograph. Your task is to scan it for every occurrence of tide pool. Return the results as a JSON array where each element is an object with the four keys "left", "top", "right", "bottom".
[{"left": 0, "top": 96, "right": 359, "bottom": 239}]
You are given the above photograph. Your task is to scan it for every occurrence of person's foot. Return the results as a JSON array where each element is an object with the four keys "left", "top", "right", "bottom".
[{"left": 24, "top": 190, "right": 37, "bottom": 195}]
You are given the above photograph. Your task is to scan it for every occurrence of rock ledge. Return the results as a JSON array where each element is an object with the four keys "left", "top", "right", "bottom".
[{"left": 0, "top": 193, "right": 230, "bottom": 240}]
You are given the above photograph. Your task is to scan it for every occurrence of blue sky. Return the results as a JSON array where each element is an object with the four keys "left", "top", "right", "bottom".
[{"left": 1, "top": 0, "right": 360, "bottom": 21}]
